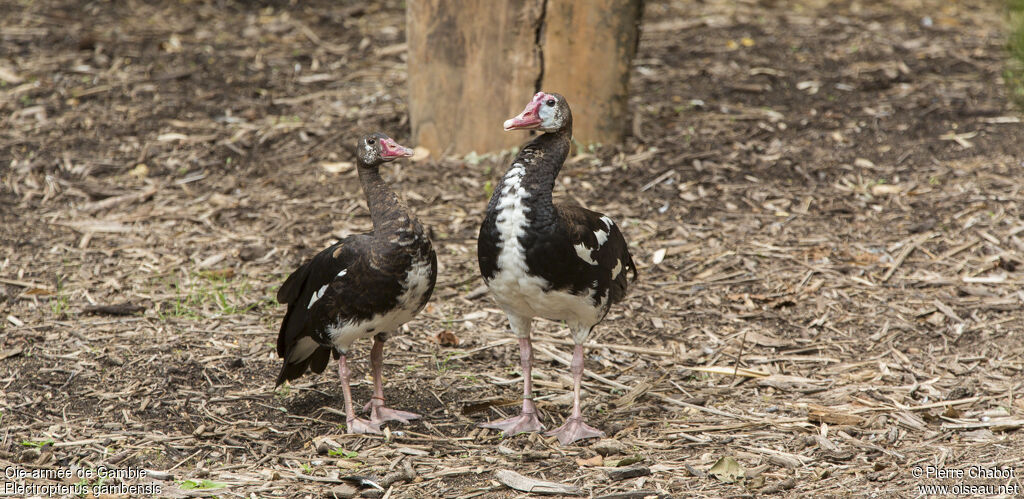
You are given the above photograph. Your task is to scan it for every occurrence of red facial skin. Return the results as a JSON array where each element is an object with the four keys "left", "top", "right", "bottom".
[
  {"left": 503, "top": 92, "right": 550, "bottom": 131},
  {"left": 379, "top": 137, "right": 414, "bottom": 159}
]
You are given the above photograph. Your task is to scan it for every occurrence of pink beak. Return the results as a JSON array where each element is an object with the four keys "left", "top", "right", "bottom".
[
  {"left": 503, "top": 92, "right": 548, "bottom": 131},
  {"left": 380, "top": 137, "right": 414, "bottom": 159}
]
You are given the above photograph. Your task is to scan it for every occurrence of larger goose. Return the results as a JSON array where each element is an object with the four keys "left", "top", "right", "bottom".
[
  {"left": 477, "top": 92, "right": 637, "bottom": 445},
  {"left": 276, "top": 133, "right": 436, "bottom": 435}
]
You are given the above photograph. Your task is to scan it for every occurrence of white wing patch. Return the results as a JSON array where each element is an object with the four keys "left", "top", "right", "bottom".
[
  {"left": 287, "top": 336, "right": 319, "bottom": 363},
  {"left": 574, "top": 242, "right": 598, "bottom": 265},
  {"left": 611, "top": 259, "right": 623, "bottom": 279},
  {"left": 595, "top": 216, "right": 613, "bottom": 247},
  {"left": 308, "top": 269, "right": 348, "bottom": 309},
  {"left": 574, "top": 216, "right": 613, "bottom": 266},
  {"left": 307, "top": 284, "right": 329, "bottom": 309}
]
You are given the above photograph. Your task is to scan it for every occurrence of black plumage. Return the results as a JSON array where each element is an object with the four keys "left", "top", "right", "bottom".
[
  {"left": 476, "top": 92, "right": 637, "bottom": 444},
  {"left": 276, "top": 132, "right": 436, "bottom": 434}
]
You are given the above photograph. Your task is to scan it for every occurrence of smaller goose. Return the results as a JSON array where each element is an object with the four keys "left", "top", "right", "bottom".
[
  {"left": 477, "top": 92, "right": 637, "bottom": 445},
  {"left": 276, "top": 133, "right": 436, "bottom": 435}
]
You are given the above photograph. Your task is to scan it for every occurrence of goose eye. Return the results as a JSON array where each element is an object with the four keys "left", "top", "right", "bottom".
[{"left": 546, "top": 99, "right": 556, "bottom": 107}]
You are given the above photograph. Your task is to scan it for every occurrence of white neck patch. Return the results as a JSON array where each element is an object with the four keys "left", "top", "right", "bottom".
[{"left": 494, "top": 163, "right": 531, "bottom": 265}]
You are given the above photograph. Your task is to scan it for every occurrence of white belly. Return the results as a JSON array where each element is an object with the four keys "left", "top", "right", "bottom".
[
  {"left": 487, "top": 269, "right": 601, "bottom": 328},
  {"left": 326, "top": 257, "right": 433, "bottom": 352}
]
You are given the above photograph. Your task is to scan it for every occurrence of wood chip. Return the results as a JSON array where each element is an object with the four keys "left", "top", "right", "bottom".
[
  {"left": 606, "top": 465, "right": 651, "bottom": 481},
  {"left": 941, "top": 419, "right": 1024, "bottom": 431},
  {"left": 53, "top": 219, "right": 135, "bottom": 233},
  {"left": 83, "top": 303, "right": 146, "bottom": 316},
  {"left": 808, "top": 409, "right": 867, "bottom": 426},
  {"left": 494, "top": 469, "right": 582, "bottom": 496}
]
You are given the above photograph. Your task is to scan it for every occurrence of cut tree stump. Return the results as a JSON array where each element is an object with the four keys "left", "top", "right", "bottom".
[
  {"left": 406, "top": 0, "right": 543, "bottom": 157},
  {"left": 407, "top": 0, "right": 643, "bottom": 157},
  {"left": 541, "top": 0, "right": 644, "bottom": 148}
]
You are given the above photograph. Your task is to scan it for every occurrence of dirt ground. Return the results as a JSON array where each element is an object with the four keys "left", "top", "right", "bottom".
[{"left": 3, "top": 0, "right": 1024, "bottom": 497}]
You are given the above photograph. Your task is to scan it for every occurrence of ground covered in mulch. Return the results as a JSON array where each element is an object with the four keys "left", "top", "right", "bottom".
[{"left": 3, "top": 0, "right": 1024, "bottom": 497}]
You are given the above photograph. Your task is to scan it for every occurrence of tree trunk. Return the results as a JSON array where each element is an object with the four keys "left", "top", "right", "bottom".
[
  {"left": 406, "top": 0, "right": 544, "bottom": 157},
  {"left": 407, "top": 0, "right": 642, "bottom": 157},
  {"left": 541, "top": 0, "right": 643, "bottom": 147}
]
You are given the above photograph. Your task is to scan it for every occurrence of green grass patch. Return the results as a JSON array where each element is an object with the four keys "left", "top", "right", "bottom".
[
  {"left": 50, "top": 292, "right": 70, "bottom": 317},
  {"left": 179, "top": 479, "right": 227, "bottom": 490},
  {"left": 328, "top": 448, "right": 358, "bottom": 459},
  {"left": 434, "top": 352, "right": 458, "bottom": 373},
  {"left": 21, "top": 438, "right": 55, "bottom": 447},
  {"left": 49, "top": 274, "right": 69, "bottom": 318},
  {"left": 155, "top": 272, "right": 274, "bottom": 320}
]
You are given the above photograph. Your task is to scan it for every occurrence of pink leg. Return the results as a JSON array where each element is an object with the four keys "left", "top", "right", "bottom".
[
  {"left": 480, "top": 337, "right": 545, "bottom": 435},
  {"left": 363, "top": 336, "right": 420, "bottom": 425},
  {"left": 338, "top": 354, "right": 379, "bottom": 434},
  {"left": 545, "top": 344, "right": 605, "bottom": 445}
]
